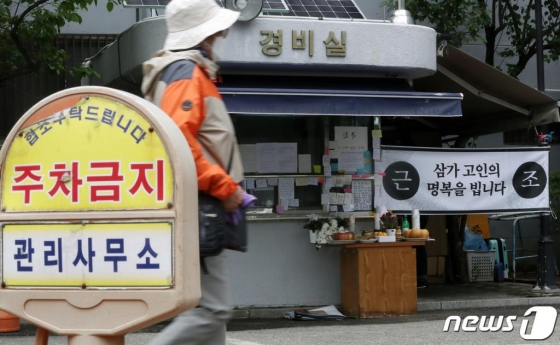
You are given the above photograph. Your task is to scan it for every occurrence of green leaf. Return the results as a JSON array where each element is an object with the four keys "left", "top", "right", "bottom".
[{"left": 107, "top": 1, "right": 114, "bottom": 12}]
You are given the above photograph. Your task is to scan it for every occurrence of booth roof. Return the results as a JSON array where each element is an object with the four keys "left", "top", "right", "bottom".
[{"left": 412, "top": 44, "right": 560, "bottom": 137}]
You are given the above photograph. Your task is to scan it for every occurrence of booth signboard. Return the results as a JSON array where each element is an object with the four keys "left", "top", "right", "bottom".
[
  {"left": 376, "top": 146, "right": 549, "bottom": 214},
  {"left": 0, "top": 87, "right": 200, "bottom": 345}
]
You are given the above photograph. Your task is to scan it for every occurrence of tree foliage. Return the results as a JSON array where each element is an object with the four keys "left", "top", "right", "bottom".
[
  {"left": 0, "top": 0, "right": 121, "bottom": 84},
  {"left": 397, "top": 0, "right": 560, "bottom": 77}
]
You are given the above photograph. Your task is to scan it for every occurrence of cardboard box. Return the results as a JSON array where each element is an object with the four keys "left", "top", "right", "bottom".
[
  {"left": 466, "top": 214, "right": 490, "bottom": 239},
  {"left": 427, "top": 255, "right": 447, "bottom": 284},
  {"left": 425, "top": 216, "right": 448, "bottom": 256}
]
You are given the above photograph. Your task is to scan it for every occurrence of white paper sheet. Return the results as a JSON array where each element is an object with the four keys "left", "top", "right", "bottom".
[
  {"left": 322, "top": 155, "right": 330, "bottom": 166},
  {"left": 343, "top": 204, "right": 354, "bottom": 212},
  {"left": 257, "top": 143, "right": 298, "bottom": 173},
  {"left": 288, "top": 199, "right": 299, "bottom": 207},
  {"left": 267, "top": 178, "right": 278, "bottom": 186},
  {"left": 295, "top": 177, "right": 309, "bottom": 186},
  {"left": 336, "top": 193, "right": 345, "bottom": 205},
  {"left": 344, "top": 193, "right": 353, "bottom": 205},
  {"left": 308, "top": 177, "right": 319, "bottom": 186},
  {"left": 335, "top": 126, "right": 368, "bottom": 152},
  {"left": 278, "top": 178, "right": 295, "bottom": 200},
  {"left": 352, "top": 180, "right": 372, "bottom": 211},
  {"left": 324, "top": 165, "right": 331, "bottom": 176},
  {"left": 276, "top": 143, "right": 298, "bottom": 173},
  {"left": 321, "top": 194, "right": 329, "bottom": 205},
  {"left": 329, "top": 192, "right": 337, "bottom": 204},
  {"left": 328, "top": 141, "right": 339, "bottom": 159},
  {"left": 298, "top": 154, "right": 312, "bottom": 173},
  {"left": 339, "top": 151, "right": 365, "bottom": 173},
  {"left": 239, "top": 144, "right": 258, "bottom": 173},
  {"left": 246, "top": 178, "right": 255, "bottom": 190},
  {"left": 255, "top": 179, "right": 268, "bottom": 188},
  {"left": 330, "top": 205, "right": 338, "bottom": 212}
]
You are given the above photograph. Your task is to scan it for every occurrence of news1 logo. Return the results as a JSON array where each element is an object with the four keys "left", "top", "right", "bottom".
[{"left": 443, "top": 306, "right": 558, "bottom": 340}]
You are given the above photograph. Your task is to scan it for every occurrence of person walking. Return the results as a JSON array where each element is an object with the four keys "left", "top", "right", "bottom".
[{"left": 141, "top": 0, "right": 244, "bottom": 344}]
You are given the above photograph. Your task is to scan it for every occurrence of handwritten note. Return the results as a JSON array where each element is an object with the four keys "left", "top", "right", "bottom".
[
  {"left": 329, "top": 193, "right": 337, "bottom": 204},
  {"left": 239, "top": 144, "right": 258, "bottom": 173},
  {"left": 267, "top": 178, "right": 278, "bottom": 186},
  {"left": 308, "top": 177, "right": 319, "bottom": 186},
  {"left": 352, "top": 180, "right": 372, "bottom": 211},
  {"left": 325, "top": 177, "right": 333, "bottom": 189},
  {"left": 278, "top": 178, "right": 295, "bottom": 200},
  {"left": 246, "top": 178, "right": 255, "bottom": 190},
  {"left": 335, "top": 126, "right": 368, "bottom": 152}
]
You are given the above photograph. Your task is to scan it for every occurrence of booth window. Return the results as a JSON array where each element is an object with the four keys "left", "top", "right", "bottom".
[{"left": 231, "top": 113, "right": 374, "bottom": 213}]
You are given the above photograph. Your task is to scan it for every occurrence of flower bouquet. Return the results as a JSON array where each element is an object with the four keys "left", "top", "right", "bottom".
[{"left": 303, "top": 215, "right": 349, "bottom": 250}]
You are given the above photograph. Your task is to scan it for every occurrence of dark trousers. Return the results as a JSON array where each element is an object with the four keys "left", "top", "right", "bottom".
[{"left": 416, "top": 246, "right": 427, "bottom": 279}]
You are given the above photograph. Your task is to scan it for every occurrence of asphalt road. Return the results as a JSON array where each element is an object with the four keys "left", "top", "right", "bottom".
[{"left": 1, "top": 306, "right": 560, "bottom": 345}]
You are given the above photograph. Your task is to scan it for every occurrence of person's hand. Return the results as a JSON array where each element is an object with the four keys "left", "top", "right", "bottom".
[{"left": 222, "top": 186, "right": 243, "bottom": 213}]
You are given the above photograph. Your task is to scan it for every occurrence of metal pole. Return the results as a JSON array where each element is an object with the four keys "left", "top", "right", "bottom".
[
  {"left": 535, "top": 143, "right": 558, "bottom": 293},
  {"left": 535, "top": 0, "right": 545, "bottom": 91}
]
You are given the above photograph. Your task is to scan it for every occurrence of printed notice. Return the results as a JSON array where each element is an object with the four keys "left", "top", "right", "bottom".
[
  {"left": 298, "top": 154, "right": 312, "bottom": 173},
  {"left": 336, "top": 193, "right": 345, "bottom": 205},
  {"left": 329, "top": 193, "right": 338, "bottom": 204},
  {"left": 339, "top": 151, "right": 365, "bottom": 173},
  {"left": 256, "top": 179, "right": 268, "bottom": 188},
  {"left": 344, "top": 193, "right": 353, "bottom": 205},
  {"left": 278, "top": 178, "right": 295, "bottom": 200},
  {"left": 352, "top": 180, "right": 372, "bottom": 211},
  {"left": 257, "top": 143, "right": 298, "bottom": 173},
  {"left": 239, "top": 144, "right": 257, "bottom": 173}
]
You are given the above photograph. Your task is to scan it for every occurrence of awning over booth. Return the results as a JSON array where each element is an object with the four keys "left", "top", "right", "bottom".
[
  {"left": 412, "top": 44, "right": 560, "bottom": 137},
  {"left": 219, "top": 88, "right": 463, "bottom": 117}
]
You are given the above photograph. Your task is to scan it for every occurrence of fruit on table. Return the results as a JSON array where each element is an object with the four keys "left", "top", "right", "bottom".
[
  {"left": 374, "top": 231, "right": 387, "bottom": 237},
  {"left": 333, "top": 232, "right": 355, "bottom": 240},
  {"left": 409, "top": 229, "right": 430, "bottom": 238}
]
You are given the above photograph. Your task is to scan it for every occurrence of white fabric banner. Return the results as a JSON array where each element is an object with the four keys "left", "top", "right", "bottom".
[{"left": 376, "top": 146, "right": 549, "bottom": 214}]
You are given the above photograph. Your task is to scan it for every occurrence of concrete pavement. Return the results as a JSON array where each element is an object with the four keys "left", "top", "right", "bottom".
[{"left": 3, "top": 282, "right": 560, "bottom": 344}]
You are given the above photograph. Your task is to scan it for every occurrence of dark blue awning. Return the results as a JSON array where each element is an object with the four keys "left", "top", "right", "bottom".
[{"left": 218, "top": 87, "right": 463, "bottom": 117}]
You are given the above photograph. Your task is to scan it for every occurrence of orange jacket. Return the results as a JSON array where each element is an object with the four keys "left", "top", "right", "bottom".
[{"left": 142, "top": 50, "right": 244, "bottom": 200}]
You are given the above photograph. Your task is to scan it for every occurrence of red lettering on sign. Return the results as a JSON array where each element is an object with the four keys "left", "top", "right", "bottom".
[
  {"left": 48, "top": 162, "right": 83, "bottom": 202},
  {"left": 86, "top": 161, "right": 124, "bottom": 202},
  {"left": 11, "top": 165, "right": 43, "bottom": 204},
  {"left": 128, "top": 160, "right": 165, "bottom": 201}
]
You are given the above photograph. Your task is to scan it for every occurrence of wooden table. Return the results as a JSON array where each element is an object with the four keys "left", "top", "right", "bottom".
[{"left": 339, "top": 241, "right": 425, "bottom": 318}]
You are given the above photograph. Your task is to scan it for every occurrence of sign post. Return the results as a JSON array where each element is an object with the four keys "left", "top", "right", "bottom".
[{"left": 0, "top": 87, "right": 201, "bottom": 344}]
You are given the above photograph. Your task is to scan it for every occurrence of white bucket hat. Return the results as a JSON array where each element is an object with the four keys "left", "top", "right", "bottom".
[{"left": 164, "top": 0, "right": 240, "bottom": 51}]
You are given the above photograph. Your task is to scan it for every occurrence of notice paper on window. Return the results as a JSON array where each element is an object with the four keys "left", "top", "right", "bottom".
[
  {"left": 278, "top": 178, "right": 295, "bottom": 200},
  {"left": 339, "top": 151, "right": 365, "bottom": 173},
  {"left": 257, "top": 143, "right": 298, "bottom": 174},
  {"left": 239, "top": 144, "right": 258, "bottom": 173},
  {"left": 352, "top": 180, "right": 372, "bottom": 211},
  {"left": 335, "top": 126, "right": 368, "bottom": 152},
  {"left": 308, "top": 177, "right": 319, "bottom": 186},
  {"left": 255, "top": 179, "right": 268, "bottom": 189},
  {"left": 298, "top": 154, "right": 312, "bottom": 173}
]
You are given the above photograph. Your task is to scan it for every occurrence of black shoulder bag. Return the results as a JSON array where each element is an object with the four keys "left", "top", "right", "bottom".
[{"left": 198, "top": 147, "right": 247, "bottom": 270}]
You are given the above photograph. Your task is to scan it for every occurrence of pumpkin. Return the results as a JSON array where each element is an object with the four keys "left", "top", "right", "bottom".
[
  {"left": 403, "top": 229, "right": 412, "bottom": 238},
  {"left": 409, "top": 229, "right": 429, "bottom": 238}
]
